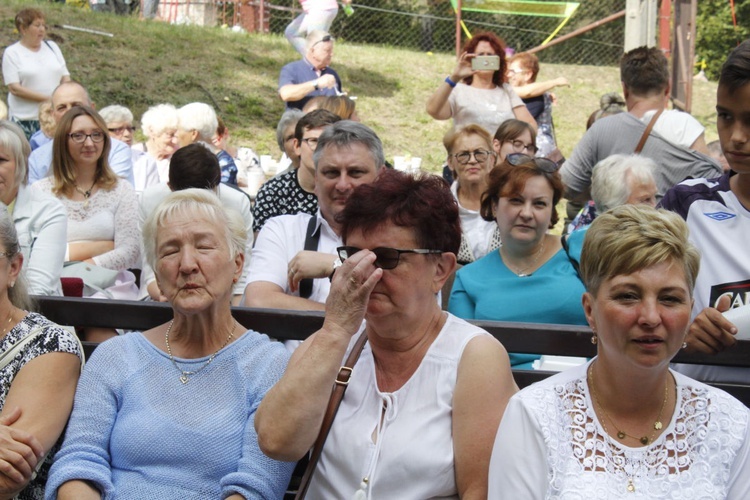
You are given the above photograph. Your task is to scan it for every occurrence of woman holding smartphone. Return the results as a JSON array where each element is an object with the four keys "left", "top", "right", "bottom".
[{"left": 426, "top": 31, "right": 537, "bottom": 136}]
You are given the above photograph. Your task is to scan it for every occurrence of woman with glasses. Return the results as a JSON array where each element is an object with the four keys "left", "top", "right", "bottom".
[
  {"left": 2, "top": 8, "right": 70, "bottom": 139},
  {"left": 449, "top": 154, "right": 587, "bottom": 368},
  {"left": 131, "top": 103, "right": 179, "bottom": 183},
  {"left": 426, "top": 31, "right": 536, "bottom": 137},
  {"left": 492, "top": 118, "right": 538, "bottom": 164},
  {"left": 99, "top": 105, "right": 159, "bottom": 198},
  {"left": 32, "top": 106, "right": 140, "bottom": 275},
  {"left": 443, "top": 124, "right": 500, "bottom": 265},
  {"left": 256, "top": 168, "right": 517, "bottom": 499}
]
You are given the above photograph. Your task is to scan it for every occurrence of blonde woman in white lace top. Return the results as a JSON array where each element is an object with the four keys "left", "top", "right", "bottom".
[
  {"left": 489, "top": 205, "right": 750, "bottom": 499},
  {"left": 33, "top": 106, "right": 139, "bottom": 271}
]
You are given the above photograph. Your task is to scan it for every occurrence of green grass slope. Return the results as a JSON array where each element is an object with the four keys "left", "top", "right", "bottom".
[{"left": 1, "top": 1, "right": 720, "bottom": 171}]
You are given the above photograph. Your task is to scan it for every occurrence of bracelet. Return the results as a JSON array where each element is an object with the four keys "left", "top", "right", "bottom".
[{"left": 444, "top": 76, "right": 457, "bottom": 88}]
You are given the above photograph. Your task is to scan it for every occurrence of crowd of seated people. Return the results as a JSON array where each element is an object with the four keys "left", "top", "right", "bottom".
[{"left": 2, "top": 6, "right": 750, "bottom": 497}]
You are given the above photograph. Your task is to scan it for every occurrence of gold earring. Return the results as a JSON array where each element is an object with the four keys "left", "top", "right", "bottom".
[{"left": 591, "top": 334, "right": 597, "bottom": 345}]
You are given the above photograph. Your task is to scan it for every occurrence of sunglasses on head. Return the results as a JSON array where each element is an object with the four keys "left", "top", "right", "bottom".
[
  {"left": 505, "top": 153, "right": 559, "bottom": 173},
  {"left": 337, "top": 246, "right": 443, "bottom": 270},
  {"left": 312, "top": 35, "right": 334, "bottom": 47}
]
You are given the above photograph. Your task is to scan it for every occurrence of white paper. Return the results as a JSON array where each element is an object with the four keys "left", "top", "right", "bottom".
[{"left": 723, "top": 304, "right": 750, "bottom": 340}]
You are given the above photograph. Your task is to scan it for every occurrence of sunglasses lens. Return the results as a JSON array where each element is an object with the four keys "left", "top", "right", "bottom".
[
  {"left": 338, "top": 246, "right": 360, "bottom": 261},
  {"left": 373, "top": 248, "right": 399, "bottom": 269}
]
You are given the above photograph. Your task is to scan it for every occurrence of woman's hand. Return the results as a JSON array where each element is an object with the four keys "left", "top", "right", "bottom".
[
  {"left": 287, "top": 251, "right": 338, "bottom": 293},
  {"left": 686, "top": 295, "right": 738, "bottom": 354},
  {"left": 0, "top": 407, "right": 44, "bottom": 493},
  {"left": 450, "top": 51, "right": 476, "bottom": 83},
  {"left": 323, "top": 250, "right": 382, "bottom": 339}
]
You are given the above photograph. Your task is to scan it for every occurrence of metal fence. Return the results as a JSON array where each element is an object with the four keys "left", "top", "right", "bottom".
[{"left": 158, "top": 0, "right": 626, "bottom": 66}]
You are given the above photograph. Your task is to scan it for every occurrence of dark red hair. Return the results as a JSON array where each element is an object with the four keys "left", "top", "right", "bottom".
[
  {"left": 462, "top": 31, "right": 508, "bottom": 86},
  {"left": 339, "top": 169, "right": 461, "bottom": 255}
]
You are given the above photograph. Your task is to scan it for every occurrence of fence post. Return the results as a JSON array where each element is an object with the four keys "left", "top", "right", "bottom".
[
  {"left": 624, "top": 0, "right": 658, "bottom": 51},
  {"left": 455, "top": 0, "right": 462, "bottom": 58}
]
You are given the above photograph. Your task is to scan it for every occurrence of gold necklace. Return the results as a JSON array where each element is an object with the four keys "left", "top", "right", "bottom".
[
  {"left": 0, "top": 307, "right": 14, "bottom": 337},
  {"left": 74, "top": 179, "right": 97, "bottom": 208},
  {"left": 164, "top": 319, "right": 237, "bottom": 384},
  {"left": 500, "top": 239, "right": 546, "bottom": 277},
  {"left": 589, "top": 363, "right": 669, "bottom": 446}
]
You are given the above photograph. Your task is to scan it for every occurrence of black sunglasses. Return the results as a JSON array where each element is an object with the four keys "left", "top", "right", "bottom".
[
  {"left": 506, "top": 153, "right": 559, "bottom": 173},
  {"left": 337, "top": 246, "right": 443, "bottom": 270},
  {"left": 312, "top": 35, "right": 334, "bottom": 47}
]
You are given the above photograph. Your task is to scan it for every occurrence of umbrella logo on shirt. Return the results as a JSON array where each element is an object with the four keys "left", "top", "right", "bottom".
[{"left": 703, "top": 211, "right": 736, "bottom": 221}]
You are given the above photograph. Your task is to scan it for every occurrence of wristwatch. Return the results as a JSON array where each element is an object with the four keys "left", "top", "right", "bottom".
[
  {"left": 329, "top": 258, "right": 343, "bottom": 281},
  {"left": 313, "top": 80, "right": 320, "bottom": 91}
]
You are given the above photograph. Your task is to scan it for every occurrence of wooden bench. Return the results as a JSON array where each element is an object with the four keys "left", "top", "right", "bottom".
[{"left": 34, "top": 296, "right": 750, "bottom": 406}]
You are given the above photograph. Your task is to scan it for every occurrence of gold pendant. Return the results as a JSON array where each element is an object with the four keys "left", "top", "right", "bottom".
[
  {"left": 640, "top": 436, "right": 649, "bottom": 445},
  {"left": 617, "top": 431, "right": 626, "bottom": 439},
  {"left": 83, "top": 199, "right": 90, "bottom": 209},
  {"left": 654, "top": 421, "right": 662, "bottom": 430},
  {"left": 627, "top": 479, "right": 635, "bottom": 492},
  {"left": 179, "top": 374, "right": 189, "bottom": 384}
]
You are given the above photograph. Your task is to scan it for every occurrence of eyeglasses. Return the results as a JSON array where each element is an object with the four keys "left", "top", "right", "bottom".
[
  {"left": 284, "top": 134, "right": 296, "bottom": 142},
  {"left": 450, "top": 149, "right": 494, "bottom": 165},
  {"left": 0, "top": 251, "right": 13, "bottom": 259},
  {"left": 506, "top": 139, "right": 538, "bottom": 155},
  {"left": 337, "top": 246, "right": 443, "bottom": 270},
  {"left": 506, "top": 153, "right": 559, "bottom": 172},
  {"left": 507, "top": 68, "right": 527, "bottom": 76},
  {"left": 68, "top": 131, "right": 105, "bottom": 144},
  {"left": 108, "top": 126, "right": 135, "bottom": 135},
  {"left": 302, "top": 137, "right": 319, "bottom": 150}
]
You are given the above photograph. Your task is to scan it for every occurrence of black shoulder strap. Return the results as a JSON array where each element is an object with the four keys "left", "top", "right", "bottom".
[
  {"left": 299, "top": 216, "right": 321, "bottom": 299},
  {"left": 560, "top": 234, "right": 582, "bottom": 282}
]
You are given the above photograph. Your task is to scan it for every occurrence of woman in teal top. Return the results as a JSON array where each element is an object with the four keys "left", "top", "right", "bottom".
[{"left": 449, "top": 154, "right": 587, "bottom": 368}]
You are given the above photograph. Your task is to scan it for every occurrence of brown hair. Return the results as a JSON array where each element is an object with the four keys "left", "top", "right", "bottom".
[
  {"left": 493, "top": 119, "right": 537, "bottom": 145},
  {"left": 509, "top": 52, "right": 539, "bottom": 82},
  {"left": 51, "top": 106, "right": 117, "bottom": 197},
  {"left": 14, "top": 8, "right": 44, "bottom": 32},
  {"left": 462, "top": 32, "right": 508, "bottom": 86},
  {"left": 480, "top": 159, "right": 563, "bottom": 228}
]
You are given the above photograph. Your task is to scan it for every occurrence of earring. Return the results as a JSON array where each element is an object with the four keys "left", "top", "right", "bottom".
[
  {"left": 232, "top": 277, "right": 238, "bottom": 284},
  {"left": 8, "top": 282, "right": 14, "bottom": 289},
  {"left": 590, "top": 334, "right": 598, "bottom": 345},
  {"left": 682, "top": 341, "right": 688, "bottom": 349}
]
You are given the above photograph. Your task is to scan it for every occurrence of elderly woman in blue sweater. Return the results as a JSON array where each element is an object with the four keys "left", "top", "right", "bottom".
[{"left": 46, "top": 189, "right": 294, "bottom": 499}]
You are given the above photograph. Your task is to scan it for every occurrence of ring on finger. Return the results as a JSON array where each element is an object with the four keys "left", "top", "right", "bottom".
[{"left": 349, "top": 277, "right": 358, "bottom": 285}]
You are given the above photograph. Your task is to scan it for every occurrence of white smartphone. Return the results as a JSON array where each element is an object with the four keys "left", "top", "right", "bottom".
[{"left": 471, "top": 55, "right": 500, "bottom": 71}]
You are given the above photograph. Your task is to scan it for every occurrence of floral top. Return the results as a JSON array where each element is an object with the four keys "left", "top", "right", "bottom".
[{"left": 0, "top": 312, "right": 82, "bottom": 500}]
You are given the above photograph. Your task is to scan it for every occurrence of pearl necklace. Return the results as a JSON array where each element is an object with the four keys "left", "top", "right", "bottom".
[{"left": 164, "top": 319, "right": 237, "bottom": 384}]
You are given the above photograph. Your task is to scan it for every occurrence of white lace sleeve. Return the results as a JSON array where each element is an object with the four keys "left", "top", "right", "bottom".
[
  {"left": 91, "top": 181, "right": 141, "bottom": 270},
  {"left": 489, "top": 394, "right": 549, "bottom": 498}
]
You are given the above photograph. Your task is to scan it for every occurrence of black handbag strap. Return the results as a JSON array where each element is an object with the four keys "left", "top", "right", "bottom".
[
  {"left": 299, "top": 216, "right": 321, "bottom": 299},
  {"left": 561, "top": 234, "right": 582, "bottom": 282}
]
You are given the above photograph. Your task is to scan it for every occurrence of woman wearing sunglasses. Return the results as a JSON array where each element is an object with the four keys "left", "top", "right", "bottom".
[
  {"left": 256, "top": 168, "right": 517, "bottom": 499},
  {"left": 492, "top": 118, "right": 537, "bottom": 165},
  {"left": 443, "top": 124, "right": 500, "bottom": 266},
  {"left": 32, "top": 106, "right": 139, "bottom": 304},
  {"left": 449, "top": 154, "right": 588, "bottom": 368}
]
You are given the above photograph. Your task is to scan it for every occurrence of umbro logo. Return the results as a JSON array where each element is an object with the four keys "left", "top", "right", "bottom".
[{"left": 703, "top": 211, "right": 736, "bottom": 221}]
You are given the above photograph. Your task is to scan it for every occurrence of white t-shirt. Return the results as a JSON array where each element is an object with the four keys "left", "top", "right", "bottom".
[
  {"left": 246, "top": 210, "right": 340, "bottom": 304},
  {"left": 448, "top": 82, "right": 524, "bottom": 136},
  {"left": 2, "top": 40, "right": 69, "bottom": 120},
  {"left": 641, "top": 109, "right": 704, "bottom": 150},
  {"left": 451, "top": 181, "right": 497, "bottom": 261}
]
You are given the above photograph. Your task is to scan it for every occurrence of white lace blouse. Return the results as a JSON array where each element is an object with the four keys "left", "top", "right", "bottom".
[
  {"left": 33, "top": 178, "right": 141, "bottom": 270},
  {"left": 489, "top": 361, "right": 750, "bottom": 499}
]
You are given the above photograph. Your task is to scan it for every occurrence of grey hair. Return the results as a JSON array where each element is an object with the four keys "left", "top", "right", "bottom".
[
  {"left": 177, "top": 102, "right": 218, "bottom": 143},
  {"left": 140, "top": 103, "right": 179, "bottom": 138},
  {"left": 591, "top": 154, "right": 657, "bottom": 213},
  {"left": 276, "top": 109, "right": 304, "bottom": 152},
  {"left": 0, "top": 206, "right": 33, "bottom": 311},
  {"left": 0, "top": 120, "right": 31, "bottom": 186},
  {"left": 313, "top": 120, "right": 385, "bottom": 170},
  {"left": 99, "top": 105, "right": 134, "bottom": 126},
  {"left": 142, "top": 189, "right": 246, "bottom": 272}
]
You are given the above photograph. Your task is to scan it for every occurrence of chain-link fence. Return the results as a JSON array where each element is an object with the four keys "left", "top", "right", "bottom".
[{"left": 230, "top": 0, "right": 627, "bottom": 66}]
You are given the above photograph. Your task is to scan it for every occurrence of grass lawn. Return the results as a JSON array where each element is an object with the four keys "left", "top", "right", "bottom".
[{"left": 1, "top": 0, "right": 720, "bottom": 173}]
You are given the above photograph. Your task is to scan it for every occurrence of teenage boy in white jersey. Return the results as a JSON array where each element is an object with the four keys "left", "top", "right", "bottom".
[{"left": 659, "top": 40, "right": 750, "bottom": 382}]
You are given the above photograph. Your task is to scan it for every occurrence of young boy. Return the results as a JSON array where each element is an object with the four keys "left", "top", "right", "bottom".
[{"left": 659, "top": 40, "right": 750, "bottom": 381}]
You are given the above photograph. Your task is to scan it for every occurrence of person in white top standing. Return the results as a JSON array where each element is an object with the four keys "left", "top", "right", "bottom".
[{"left": 2, "top": 8, "right": 70, "bottom": 139}]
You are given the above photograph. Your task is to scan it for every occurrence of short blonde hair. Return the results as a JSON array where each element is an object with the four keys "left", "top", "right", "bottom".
[
  {"left": 142, "top": 189, "right": 246, "bottom": 272},
  {"left": 580, "top": 205, "right": 700, "bottom": 296}
]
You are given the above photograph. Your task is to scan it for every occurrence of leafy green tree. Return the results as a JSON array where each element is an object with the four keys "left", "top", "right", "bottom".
[{"left": 696, "top": 0, "right": 750, "bottom": 80}]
